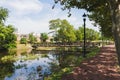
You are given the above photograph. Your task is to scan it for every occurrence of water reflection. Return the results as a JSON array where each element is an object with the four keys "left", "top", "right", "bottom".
[
  {"left": 0, "top": 49, "right": 81, "bottom": 80},
  {"left": 0, "top": 61, "right": 14, "bottom": 80}
]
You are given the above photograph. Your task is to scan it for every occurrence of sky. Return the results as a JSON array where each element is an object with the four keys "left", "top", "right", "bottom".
[{"left": 0, "top": 0, "right": 99, "bottom": 34}]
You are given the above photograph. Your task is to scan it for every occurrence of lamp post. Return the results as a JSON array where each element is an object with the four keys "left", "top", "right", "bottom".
[{"left": 83, "top": 13, "right": 86, "bottom": 57}]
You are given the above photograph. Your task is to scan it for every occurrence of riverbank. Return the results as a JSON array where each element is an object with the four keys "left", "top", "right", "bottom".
[
  {"left": 36, "top": 47, "right": 56, "bottom": 50},
  {"left": 62, "top": 45, "right": 120, "bottom": 80},
  {"left": 45, "top": 46, "right": 100, "bottom": 80},
  {"left": 17, "top": 44, "right": 32, "bottom": 50},
  {"left": 7, "top": 44, "right": 33, "bottom": 56}
]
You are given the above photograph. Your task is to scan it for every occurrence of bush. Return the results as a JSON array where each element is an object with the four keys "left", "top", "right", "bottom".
[{"left": 20, "top": 38, "right": 27, "bottom": 44}]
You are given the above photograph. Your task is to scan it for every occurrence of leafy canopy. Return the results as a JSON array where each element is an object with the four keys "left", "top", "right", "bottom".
[
  {"left": 0, "top": 7, "right": 16, "bottom": 50},
  {"left": 29, "top": 33, "right": 37, "bottom": 44},
  {"left": 53, "top": 0, "right": 112, "bottom": 38},
  {"left": 40, "top": 33, "right": 48, "bottom": 42},
  {"left": 20, "top": 37, "right": 27, "bottom": 44},
  {"left": 49, "top": 19, "right": 76, "bottom": 42},
  {"left": 49, "top": 19, "right": 100, "bottom": 43}
]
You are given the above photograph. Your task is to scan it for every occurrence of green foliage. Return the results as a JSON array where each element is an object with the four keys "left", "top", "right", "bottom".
[
  {"left": 23, "top": 54, "right": 39, "bottom": 61},
  {"left": 49, "top": 19, "right": 61, "bottom": 30},
  {"left": 40, "top": 33, "right": 48, "bottom": 42},
  {"left": 53, "top": 0, "right": 113, "bottom": 39},
  {"left": 0, "top": 7, "right": 8, "bottom": 24},
  {"left": 49, "top": 18, "right": 101, "bottom": 43},
  {"left": 58, "top": 20, "right": 76, "bottom": 42},
  {"left": 0, "top": 61, "right": 14, "bottom": 80},
  {"left": 1, "top": 55, "right": 16, "bottom": 62},
  {"left": 50, "top": 38, "right": 54, "bottom": 43},
  {"left": 45, "top": 47, "right": 100, "bottom": 80},
  {"left": 75, "top": 28, "right": 83, "bottom": 41},
  {"left": 86, "top": 47, "right": 100, "bottom": 58},
  {"left": 49, "top": 19, "right": 76, "bottom": 43},
  {"left": 4, "top": 43, "right": 16, "bottom": 49},
  {"left": 8, "top": 49, "right": 16, "bottom": 55},
  {"left": 85, "top": 28, "right": 100, "bottom": 41},
  {"left": 0, "top": 7, "right": 16, "bottom": 50},
  {"left": 29, "top": 33, "right": 37, "bottom": 44},
  {"left": 45, "top": 67, "right": 73, "bottom": 80},
  {"left": 41, "top": 54, "right": 49, "bottom": 58},
  {"left": 0, "top": 24, "right": 16, "bottom": 50},
  {"left": 20, "top": 37, "right": 27, "bottom": 44}
]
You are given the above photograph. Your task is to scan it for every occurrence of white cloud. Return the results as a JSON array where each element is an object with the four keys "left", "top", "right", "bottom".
[
  {"left": 7, "top": 17, "right": 50, "bottom": 34},
  {"left": 0, "top": 0, "right": 43, "bottom": 16},
  {"left": 9, "top": 0, "right": 41, "bottom": 10},
  {"left": 0, "top": 0, "right": 99, "bottom": 34}
]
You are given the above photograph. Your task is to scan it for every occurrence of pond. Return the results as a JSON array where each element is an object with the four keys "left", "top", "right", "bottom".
[{"left": 0, "top": 49, "right": 82, "bottom": 80}]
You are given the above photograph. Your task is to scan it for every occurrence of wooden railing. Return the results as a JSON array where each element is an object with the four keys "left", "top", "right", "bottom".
[{"left": 32, "top": 42, "right": 102, "bottom": 48}]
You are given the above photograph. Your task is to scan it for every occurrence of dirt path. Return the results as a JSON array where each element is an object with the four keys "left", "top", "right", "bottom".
[{"left": 62, "top": 45, "right": 120, "bottom": 80}]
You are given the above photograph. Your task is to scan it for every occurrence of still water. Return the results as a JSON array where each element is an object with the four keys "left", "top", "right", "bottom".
[{"left": 0, "top": 49, "right": 81, "bottom": 80}]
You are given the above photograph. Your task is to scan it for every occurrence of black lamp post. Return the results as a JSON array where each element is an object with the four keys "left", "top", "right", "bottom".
[{"left": 83, "top": 13, "right": 86, "bottom": 57}]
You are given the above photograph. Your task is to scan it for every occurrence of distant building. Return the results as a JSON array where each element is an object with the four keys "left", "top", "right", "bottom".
[
  {"left": 15, "top": 33, "right": 29, "bottom": 41},
  {"left": 15, "top": 32, "right": 53, "bottom": 43}
]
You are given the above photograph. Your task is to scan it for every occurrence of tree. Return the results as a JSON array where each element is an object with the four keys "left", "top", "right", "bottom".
[
  {"left": 75, "top": 27, "right": 100, "bottom": 41},
  {"left": 20, "top": 37, "right": 27, "bottom": 44},
  {"left": 40, "top": 33, "right": 48, "bottom": 42},
  {"left": 49, "top": 18, "right": 61, "bottom": 30},
  {"left": 53, "top": 0, "right": 120, "bottom": 65},
  {"left": 0, "top": 7, "right": 16, "bottom": 50},
  {"left": 85, "top": 28, "right": 100, "bottom": 41},
  {"left": 0, "top": 25, "right": 16, "bottom": 49},
  {"left": 57, "top": 20, "right": 76, "bottom": 42},
  {"left": 28, "top": 33, "right": 37, "bottom": 44},
  {"left": 75, "top": 27, "right": 84, "bottom": 41},
  {"left": 49, "top": 19, "right": 76, "bottom": 43},
  {"left": 0, "top": 7, "right": 8, "bottom": 24},
  {"left": 49, "top": 19, "right": 61, "bottom": 42}
]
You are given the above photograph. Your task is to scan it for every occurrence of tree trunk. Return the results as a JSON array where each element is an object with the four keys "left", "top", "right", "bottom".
[{"left": 110, "top": 2, "right": 120, "bottom": 65}]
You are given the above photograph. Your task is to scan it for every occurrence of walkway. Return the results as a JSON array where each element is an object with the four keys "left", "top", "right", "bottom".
[{"left": 62, "top": 45, "right": 120, "bottom": 80}]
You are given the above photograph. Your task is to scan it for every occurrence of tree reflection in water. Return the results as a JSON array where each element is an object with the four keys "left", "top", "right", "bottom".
[
  {"left": 0, "top": 49, "right": 81, "bottom": 80},
  {"left": 0, "top": 61, "right": 14, "bottom": 80}
]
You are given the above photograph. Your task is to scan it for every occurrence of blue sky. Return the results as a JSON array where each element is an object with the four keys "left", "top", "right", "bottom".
[{"left": 0, "top": 0, "right": 99, "bottom": 34}]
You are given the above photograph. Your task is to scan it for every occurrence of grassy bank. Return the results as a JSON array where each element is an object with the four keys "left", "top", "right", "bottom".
[
  {"left": 36, "top": 47, "right": 56, "bottom": 50},
  {"left": 17, "top": 44, "right": 32, "bottom": 50},
  {"left": 45, "top": 47, "right": 100, "bottom": 80}
]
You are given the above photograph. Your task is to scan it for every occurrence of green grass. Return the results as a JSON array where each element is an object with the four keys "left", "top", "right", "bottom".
[
  {"left": 45, "top": 47, "right": 100, "bottom": 80},
  {"left": 37, "top": 47, "right": 56, "bottom": 50}
]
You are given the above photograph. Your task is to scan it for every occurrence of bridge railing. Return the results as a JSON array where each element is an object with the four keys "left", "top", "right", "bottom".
[{"left": 32, "top": 42, "right": 103, "bottom": 48}]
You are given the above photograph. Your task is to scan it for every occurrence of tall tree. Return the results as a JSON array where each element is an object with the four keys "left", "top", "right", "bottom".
[
  {"left": 75, "top": 27, "right": 100, "bottom": 41},
  {"left": 0, "top": 7, "right": 8, "bottom": 24},
  {"left": 49, "top": 18, "right": 61, "bottom": 30},
  {"left": 28, "top": 33, "right": 37, "bottom": 44},
  {"left": 75, "top": 27, "right": 84, "bottom": 41},
  {"left": 0, "top": 25, "right": 16, "bottom": 49},
  {"left": 49, "top": 19, "right": 76, "bottom": 43},
  {"left": 40, "top": 33, "right": 48, "bottom": 42},
  {"left": 0, "top": 7, "right": 16, "bottom": 50},
  {"left": 20, "top": 37, "right": 27, "bottom": 44},
  {"left": 53, "top": 0, "right": 120, "bottom": 65},
  {"left": 85, "top": 28, "right": 100, "bottom": 41}
]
